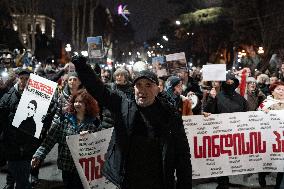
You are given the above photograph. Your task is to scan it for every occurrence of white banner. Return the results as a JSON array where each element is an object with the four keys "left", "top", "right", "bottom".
[
  {"left": 183, "top": 110, "right": 284, "bottom": 179},
  {"left": 66, "top": 128, "right": 116, "bottom": 189},
  {"left": 12, "top": 74, "right": 58, "bottom": 138}
]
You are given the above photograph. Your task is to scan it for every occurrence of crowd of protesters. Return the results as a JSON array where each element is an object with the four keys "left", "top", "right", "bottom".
[{"left": 0, "top": 49, "right": 284, "bottom": 189}]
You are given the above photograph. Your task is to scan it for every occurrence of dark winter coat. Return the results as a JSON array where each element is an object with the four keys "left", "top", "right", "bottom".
[
  {"left": 0, "top": 85, "right": 39, "bottom": 160},
  {"left": 72, "top": 58, "right": 192, "bottom": 189}
]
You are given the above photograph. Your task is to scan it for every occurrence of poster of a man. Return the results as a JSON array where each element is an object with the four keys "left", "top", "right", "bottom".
[
  {"left": 18, "top": 100, "right": 37, "bottom": 136},
  {"left": 12, "top": 74, "right": 58, "bottom": 138}
]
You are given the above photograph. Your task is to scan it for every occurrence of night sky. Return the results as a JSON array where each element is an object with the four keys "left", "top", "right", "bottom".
[{"left": 40, "top": 0, "right": 180, "bottom": 43}]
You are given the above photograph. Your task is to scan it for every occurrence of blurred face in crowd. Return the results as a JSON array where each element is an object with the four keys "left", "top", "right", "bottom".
[
  {"left": 74, "top": 95, "right": 86, "bottom": 114},
  {"left": 226, "top": 79, "right": 234, "bottom": 85},
  {"left": 212, "top": 81, "right": 221, "bottom": 88},
  {"left": 174, "top": 81, "right": 183, "bottom": 95},
  {"left": 281, "top": 64, "right": 284, "bottom": 73},
  {"left": 27, "top": 102, "right": 36, "bottom": 117},
  {"left": 158, "top": 80, "right": 164, "bottom": 92},
  {"left": 68, "top": 76, "right": 81, "bottom": 91},
  {"left": 270, "top": 77, "right": 278, "bottom": 85},
  {"left": 18, "top": 74, "right": 30, "bottom": 91},
  {"left": 134, "top": 78, "right": 159, "bottom": 107},
  {"left": 247, "top": 82, "right": 257, "bottom": 92},
  {"left": 272, "top": 85, "right": 284, "bottom": 100},
  {"left": 115, "top": 73, "right": 126, "bottom": 85}
]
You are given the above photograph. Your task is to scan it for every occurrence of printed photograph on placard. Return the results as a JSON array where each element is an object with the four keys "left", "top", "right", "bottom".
[
  {"left": 12, "top": 74, "right": 58, "bottom": 138},
  {"left": 152, "top": 56, "right": 167, "bottom": 77},
  {"left": 165, "top": 52, "right": 187, "bottom": 74},
  {"left": 87, "top": 36, "right": 104, "bottom": 59}
]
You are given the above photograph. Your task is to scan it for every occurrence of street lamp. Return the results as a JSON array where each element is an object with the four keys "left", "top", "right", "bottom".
[{"left": 175, "top": 20, "right": 181, "bottom": 25}]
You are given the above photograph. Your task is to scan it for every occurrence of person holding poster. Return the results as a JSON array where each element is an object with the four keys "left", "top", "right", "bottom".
[
  {"left": 32, "top": 89, "right": 101, "bottom": 189},
  {"left": 0, "top": 68, "right": 39, "bottom": 189},
  {"left": 203, "top": 73, "right": 248, "bottom": 189},
  {"left": 257, "top": 81, "right": 284, "bottom": 188},
  {"left": 72, "top": 56, "right": 192, "bottom": 189}
]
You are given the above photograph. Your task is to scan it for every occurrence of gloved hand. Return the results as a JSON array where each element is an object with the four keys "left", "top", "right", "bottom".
[{"left": 71, "top": 55, "right": 88, "bottom": 67}]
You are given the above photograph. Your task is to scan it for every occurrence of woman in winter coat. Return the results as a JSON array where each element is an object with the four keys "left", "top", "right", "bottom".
[
  {"left": 31, "top": 89, "right": 101, "bottom": 189},
  {"left": 257, "top": 81, "right": 284, "bottom": 189}
]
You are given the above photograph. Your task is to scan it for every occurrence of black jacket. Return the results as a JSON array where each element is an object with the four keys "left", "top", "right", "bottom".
[
  {"left": 73, "top": 57, "right": 192, "bottom": 189},
  {"left": 0, "top": 86, "right": 39, "bottom": 160}
]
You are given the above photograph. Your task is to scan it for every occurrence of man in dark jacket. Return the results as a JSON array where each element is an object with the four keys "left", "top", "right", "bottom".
[
  {"left": 0, "top": 68, "right": 39, "bottom": 189},
  {"left": 72, "top": 56, "right": 192, "bottom": 189},
  {"left": 203, "top": 74, "right": 248, "bottom": 189}
]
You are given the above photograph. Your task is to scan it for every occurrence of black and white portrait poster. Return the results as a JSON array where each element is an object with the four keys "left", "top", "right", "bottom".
[{"left": 12, "top": 74, "right": 58, "bottom": 138}]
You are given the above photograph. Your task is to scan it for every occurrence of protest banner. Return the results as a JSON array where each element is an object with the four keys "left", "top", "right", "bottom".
[
  {"left": 202, "top": 64, "right": 226, "bottom": 81},
  {"left": 66, "top": 128, "right": 116, "bottom": 189},
  {"left": 165, "top": 52, "right": 187, "bottom": 74},
  {"left": 12, "top": 74, "right": 57, "bottom": 138},
  {"left": 183, "top": 110, "right": 284, "bottom": 179},
  {"left": 87, "top": 36, "right": 104, "bottom": 59}
]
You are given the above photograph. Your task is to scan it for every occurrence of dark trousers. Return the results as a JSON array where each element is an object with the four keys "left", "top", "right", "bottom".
[
  {"left": 62, "top": 170, "right": 84, "bottom": 189},
  {"left": 7, "top": 160, "right": 31, "bottom": 189}
]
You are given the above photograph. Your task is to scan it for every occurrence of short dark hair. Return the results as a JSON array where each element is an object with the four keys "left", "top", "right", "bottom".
[{"left": 29, "top": 100, "right": 37, "bottom": 110}]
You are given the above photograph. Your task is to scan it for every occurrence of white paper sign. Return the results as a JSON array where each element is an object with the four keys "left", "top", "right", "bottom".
[
  {"left": 66, "top": 128, "right": 116, "bottom": 189},
  {"left": 202, "top": 64, "right": 226, "bottom": 81},
  {"left": 183, "top": 110, "right": 284, "bottom": 179},
  {"left": 12, "top": 74, "right": 58, "bottom": 138}
]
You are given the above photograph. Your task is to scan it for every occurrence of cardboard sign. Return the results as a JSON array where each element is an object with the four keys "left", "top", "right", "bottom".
[
  {"left": 183, "top": 110, "right": 284, "bottom": 179},
  {"left": 87, "top": 36, "right": 104, "bottom": 59},
  {"left": 12, "top": 74, "right": 58, "bottom": 138},
  {"left": 66, "top": 128, "right": 116, "bottom": 189},
  {"left": 165, "top": 52, "right": 187, "bottom": 74},
  {"left": 202, "top": 64, "right": 226, "bottom": 81}
]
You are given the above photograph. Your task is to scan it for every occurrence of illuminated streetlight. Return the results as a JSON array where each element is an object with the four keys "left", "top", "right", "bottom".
[
  {"left": 175, "top": 20, "right": 181, "bottom": 25},
  {"left": 128, "top": 52, "right": 132, "bottom": 56},
  {"left": 81, "top": 51, "right": 88, "bottom": 57},
  {"left": 157, "top": 42, "right": 160, "bottom": 46},
  {"left": 162, "top": 35, "right": 168, "bottom": 41}
]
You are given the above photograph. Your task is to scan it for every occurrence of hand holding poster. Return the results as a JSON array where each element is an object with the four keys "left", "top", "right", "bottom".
[
  {"left": 66, "top": 128, "right": 116, "bottom": 189},
  {"left": 12, "top": 74, "right": 57, "bottom": 138},
  {"left": 183, "top": 110, "right": 284, "bottom": 179}
]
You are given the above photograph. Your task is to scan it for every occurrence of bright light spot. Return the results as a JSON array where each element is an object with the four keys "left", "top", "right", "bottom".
[
  {"left": 52, "top": 60, "right": 55, "bottom": 63},
  {"left": 129, "top": 61, "right": 134, "bottom": 65},
  {"left": 160, "top": 45, "right": 163, "bottom": 48},
  {"left": 65, "top": 44, "right": 72, "bottom": 52},
  {"left": 258, "top": 47, "right": 264, "bottom": 54},
  {"left": 1, "top": 71, "right": 8, "bottom": 78},
  {"left": 128, "top": 52, "right": 132, "bottom": 56},
  {"left": 187, "top": 32, "right": 190, "bottom": 35},
  {"left": 157, "top": 43, "right": 160, "bottom": 46},
  {"left": 118, "top": 5, "right": 123, "bottom": 15},
  {"left": 136, "top": 52, "right": 140, "bottom": 56},
  {"left": 162, "top": 35, "right": 168, "bottom": 41},
  {"left": 81, "top": 51, "right": 88, "bottom": 57},
  {"left": 175, "top": 20, "right": 181, "bottom": 25},
  {"left": 74, "top": 52, "right": 79, "bottom": 56}
]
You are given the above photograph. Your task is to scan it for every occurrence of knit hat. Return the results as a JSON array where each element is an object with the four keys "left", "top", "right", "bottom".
[
  {"left": 67, "top": 71, "right": 78, "bottom": 79},
  {"left": 133, "top": 70, "right": 158, "bottom": 85},
  {"left": 166, "top": 76, "right": 181, "bottom": 89},
  {"left": 246, "top": 77, "right": 256, "bottom": 83}
]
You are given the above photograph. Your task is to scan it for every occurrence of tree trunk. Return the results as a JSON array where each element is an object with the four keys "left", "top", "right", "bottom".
[
  {"left": 80, "top": 0, "right": 87, "bottom": 50},
  {"left": 72, "top": 0, "right": 76, "bottom": 49}
]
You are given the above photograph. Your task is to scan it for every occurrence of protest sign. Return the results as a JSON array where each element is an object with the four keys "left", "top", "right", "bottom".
[
  {"left": 183, "top": 110, "right": 284, "bottom": 179},
  {"left": 12, "top": 74, "right": 57, "bottom": 138},
  {"left": 202, "top": 64, "right": 226, "bottom": 81},
  {"left": 165, "top": 52, "right": 187, "bottom": 74},
  {"left": 87, "top": 36, "right": 104, "bottom": 59},
  {"left": 152, "top": 56, "right": 167, "bottom": 77},
  {"left": 66, "top": 128, "right": 116, "bottom": 189}
]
